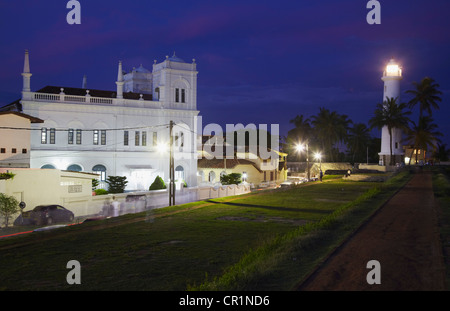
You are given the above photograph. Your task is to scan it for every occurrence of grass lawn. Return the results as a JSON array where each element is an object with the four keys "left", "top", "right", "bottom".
[
  {"left": 431, "top": 166, "right": 450, "bottom": 290},
  {"left": 0, "top": 171, "right": 411, "bottom": 291}
]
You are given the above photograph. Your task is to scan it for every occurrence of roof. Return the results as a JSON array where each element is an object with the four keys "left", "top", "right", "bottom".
[
  {"left": 0, "top": 111, "right": 44, "bottom": 123},
  {"left": 37, "top": 86, "right": 153, "bottom": 101},
  {"left": 133, "top": 64, "right": 151, "bottom": 73},
  {"left": 168, "top": 52, "right": 185, "bottom": 63},
  {"left": 198, "top": 158, "right": 262, "bottom": 173}
]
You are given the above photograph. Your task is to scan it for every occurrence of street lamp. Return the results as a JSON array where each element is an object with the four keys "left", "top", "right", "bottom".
[
  {"left": 157, "top": 121, "right": 175, "bottom": 206},
  {"left": 296, "top": 143, "right": 310, "bottom": 181},
  {"left": 314, "top": 152, "right": 322, "bottom": 171}
]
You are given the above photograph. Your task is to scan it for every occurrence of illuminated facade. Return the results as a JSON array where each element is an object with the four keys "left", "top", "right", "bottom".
[{"left": 2, "top": 51, "right": 199, "bottom": 191}]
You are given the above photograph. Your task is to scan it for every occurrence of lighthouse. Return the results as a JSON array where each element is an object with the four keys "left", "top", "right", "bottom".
[{"left": 378, "top": 58, "right": 404, "bottom": 166}]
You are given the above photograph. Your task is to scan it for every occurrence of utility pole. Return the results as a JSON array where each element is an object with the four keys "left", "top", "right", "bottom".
[
  {"left": 306, "top": 143, "right": 310, "bottom": 181},
  {"left": 169, "top": 120, "right": 175, "bottom": 206}
]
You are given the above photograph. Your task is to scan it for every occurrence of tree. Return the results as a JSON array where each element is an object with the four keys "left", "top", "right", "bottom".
[
  {"left": 106, "top": 176, "right": 128, "bottom": 193},
  {"left": 220, "top": 173, "right": 242, "bottom": 185},
  {"left": 346, "top": 123, "right": 371, "bottom": 163},
  {"left": 285, "top": 115, "right": 313, "bottom": 161},
  {"left": 0, "top": 193, "right": 20, "bottom": 228},
  {"left": 311, "top": 107, "right": 352, "bottom": 162},
  {"left": 406, "top": 77, "right": 442, "bottom": 118},
  {"left": 92, "top": 178, "right": 99, "bottom": 191},
  {"left": 433, "top": 143, "right": 450, "bottom": 162},
  {"left": 369, "top": 97, "right": 411, "bottom": 166},
  {"left": 149, "top": 175, "right": 166, "bottom": 190},
  {"left": 404, "top": 116, "right": 442, "bottom": 165}
]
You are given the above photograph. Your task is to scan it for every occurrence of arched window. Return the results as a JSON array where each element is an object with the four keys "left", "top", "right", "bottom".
[
  {"left": 92, "top": 165, "right": 107, "bottom": 181},
  {"left": 67, "top": 164, "right": 82, "bottom": 172},
  {"left": 208, "top": 171, "right": 216, "bottom": 183},
  {"left": 175, "top": 165, "right": 185, "bottom": 181},
  {"left": 41, "top": 164, "right": 55, "bottom": 169}
]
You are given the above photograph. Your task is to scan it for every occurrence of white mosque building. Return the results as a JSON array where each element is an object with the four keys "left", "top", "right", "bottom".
[{"left": 2, "top": 50, "right": 200, "bottom": 191}]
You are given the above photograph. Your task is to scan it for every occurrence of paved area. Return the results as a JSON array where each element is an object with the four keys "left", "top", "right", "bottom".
[{"left": 298, "top": 171, "right": 447, "bottom": 291}]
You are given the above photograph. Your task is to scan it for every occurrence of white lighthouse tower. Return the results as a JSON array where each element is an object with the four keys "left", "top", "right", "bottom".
[{"left": 379, "top": 58, "right": 404, "bottom": 166}]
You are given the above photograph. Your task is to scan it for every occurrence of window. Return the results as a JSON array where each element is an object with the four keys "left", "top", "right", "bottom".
[
  {"left": 93, "top": 130, "right": 99, "bottom": 145},
  {"left": 175, "top": 88, "right": 180, "bottom": 103},
  {"left": 153, "top": 132, "right": 158, "bottom": 146},
  {"left": 41, "top": 164, "right": 55, "bottom": 169},
  {"left": 395, "top": 142, "right": 398, "bottom": 149},
  {"left": 135, "top": 131, "right": 140, "bottom": 146},
  {"left": 142, "top": 131, "right": 148, "bottom": 146},
  {"left": 101, "top": 130, "right": 106, "bottom": 145},
  {"left": 41, "top": 128, "right": 47, "bottom": 144},
  {"left": 68, "top": 129, "right": 74, "bottom": 145},
  {"left": 175, "top": 166, "right": 185, "bottom": 181},
  {"left": 0, "top": 148, "right": 5, "bottom": 153},
  {"left": 76, "top": 129, "right": 82, "bottom": 145},
  {"left": 180, "top": 132, "right": 184, "bottom": 151},
  {"left": 142, "top": 131, "right": 147, "bottom": 146},
  {"left": 12, "top": 148, "right": 17, "bottom": 154},
  {"left": 93, "top": 165, "right": 107, "bottom": 181},
  {"left": 67, "top": 164, "right": 82, "bottom": 172},
  {"left": 50, "top": 128, "right": 56, "bottom": 144},
  {"left": 124, "top": 131, "right": 129, "bottom": 146},
  {"left": 22, "top": 149, "right": 27, "bottom": 154},
  {"left": 181, "top": 89, "right": 186, "bottom": 103}
]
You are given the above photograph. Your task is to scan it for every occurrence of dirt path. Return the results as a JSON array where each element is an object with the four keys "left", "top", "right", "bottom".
[{"left": 298, "top": 170, "right": 447, "bottom": 291}]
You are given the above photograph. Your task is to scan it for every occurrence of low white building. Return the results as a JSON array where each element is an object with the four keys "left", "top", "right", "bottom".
[{"left": 2, "top": 51, "right": 200, "bottom": 191}]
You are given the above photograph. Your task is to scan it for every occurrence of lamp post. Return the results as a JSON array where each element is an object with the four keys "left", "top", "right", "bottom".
[
  {"left": 169, "top": 120, "right": 175, "bottom": 206},
  {"left": 314, "top": 152, "right": 322, "bottom": 171},
  {"left": 158, "top": 122, "right": 175, "bottom": 206},
  {"left": 296, "top": 143, "right": 310, "bottom": 181}
]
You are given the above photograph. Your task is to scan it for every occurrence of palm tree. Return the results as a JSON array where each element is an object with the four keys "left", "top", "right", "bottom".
[
  {"left": 347, "top": 123, "right": 371, "bottom": 163},
  {"left": 404, "top": 116, "right": 442, "bottom": 165},
  {"left": 285, "top": 115, "right": 312, "bottom": 161},
  {"left": 369, "top": 97, "right": 411, "bottom": 166},
  {"left": 433, "top": 143, "right": 449, "bottom": 162},
  {"left": 311, "top": 108, "right": 352, "bottom": 162},
  {"left": 406, "top": 77, "right": 442, "bottom": 118}
]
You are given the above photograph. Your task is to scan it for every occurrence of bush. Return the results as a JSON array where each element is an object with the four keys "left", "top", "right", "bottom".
[
  {"left": 150, "top": 176, "right": 166, "bottom": 190},
  {"left": 220, "top": 173, "right": 242, "bottom": 185},
  {"left": 177, "top": 179, "right": 187, "bottom": 188},
  {"left": 92, "top": 179, "right": 99, "bottom": 190},
  {"left": 0, "top": 193, "right": 20, "bottom": 227},
  {"left": 95, "top": 189, "right": 109, "bottom": 195},
  {"left": 106, "top": 176, "right": 128, "bottom": 194}
]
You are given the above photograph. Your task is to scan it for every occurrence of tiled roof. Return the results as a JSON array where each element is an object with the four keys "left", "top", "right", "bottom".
[
  {"left": 198, "top": 158, "right": 262, "bottom": 172},
  {"left": 0, "top": 111, "right": 44, "bottom": 123}
]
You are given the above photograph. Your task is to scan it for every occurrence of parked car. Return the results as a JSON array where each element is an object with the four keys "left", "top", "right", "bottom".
[{"left": 21, "top": 205, "right": 75, "bottom": 226}]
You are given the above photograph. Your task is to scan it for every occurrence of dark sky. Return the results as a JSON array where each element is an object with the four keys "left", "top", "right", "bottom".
[{"left": 1, "top": 0, "right": 449, "bottom": 147}]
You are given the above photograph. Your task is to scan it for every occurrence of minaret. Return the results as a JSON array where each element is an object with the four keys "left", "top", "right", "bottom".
[
  {"left": 116, "top": 61, "right": 124, "bottom": 99},
  {"left": 379, "top": 58, "right": 404, "bottom": 166},
  {"left": 82, "top": 74, "right": 87, "bottom": 89},
  {"left": 22, "top": 50, "right": 32, "bottom": 93}
]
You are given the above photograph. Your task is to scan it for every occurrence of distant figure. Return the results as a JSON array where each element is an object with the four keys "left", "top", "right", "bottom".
[
  {"left": 319, "top": 170, "right": 323, "bottom": 182},
  {"left": 346, "top": 169, "right": 351, "bottom": 178},
  {"left": 111, "top": 196, "right": 120, "bottom": 217}
]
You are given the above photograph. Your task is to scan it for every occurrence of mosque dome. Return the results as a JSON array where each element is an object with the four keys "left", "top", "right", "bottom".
[
  {"left": 134, "top": 64, "right": 150, "bottom": 73},
  {"left": 168, "top": 52, "right": 185, "bottom": 63}
]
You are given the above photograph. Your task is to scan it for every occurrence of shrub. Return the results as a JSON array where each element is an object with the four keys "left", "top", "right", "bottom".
[
  {"left": 95, "top": 189, "right": 109, "bottom": 195},
  {"left": 220, "top": 173, "right": 242, "bottom": 185},
  {"left": 0, "top": 193, "right": 20, "bottom": 227},
  {"left": 106, "top": 176, "right": 128, "bottom": 194},
  {"left": 150, "top": 175, "right": 166, "bottom": 190}
]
